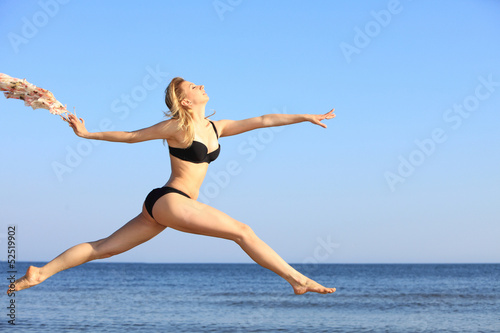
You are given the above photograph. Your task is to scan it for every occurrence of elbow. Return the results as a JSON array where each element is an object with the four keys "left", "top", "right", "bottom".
[
  {"left": 125, "top": 132, "right": 137, "bottom": 144},
  {"left": 260, "top": 115, "right": 272, "bottom": 128}
]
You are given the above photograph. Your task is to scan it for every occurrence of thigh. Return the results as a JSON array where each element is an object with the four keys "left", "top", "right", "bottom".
[
  {"left": 95, "top": 212, "right": 166, "bottom": 255},
  {"left": 153, "top": 194, "right": 248, "bottom": 241}
]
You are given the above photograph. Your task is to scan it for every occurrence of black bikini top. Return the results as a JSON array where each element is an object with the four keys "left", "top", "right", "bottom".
[{"left": 168, "top": 121, "right": 221, "bottom": 164}]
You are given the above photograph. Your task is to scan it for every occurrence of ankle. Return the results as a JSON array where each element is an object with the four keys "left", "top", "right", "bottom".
[
  {"left": 31, "top": 266, "right": 45, "bottom": 282},
  {"left": 285, "top": 271, "right": 307, "bottom": 287}
]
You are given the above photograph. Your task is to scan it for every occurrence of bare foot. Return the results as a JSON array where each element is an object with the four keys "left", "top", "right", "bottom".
[
  {"left": 7, "top": 266, "right": 44, "bottom": 294},
  {"left": 292, "top": 278, "right": 336, "bottom": 295}
]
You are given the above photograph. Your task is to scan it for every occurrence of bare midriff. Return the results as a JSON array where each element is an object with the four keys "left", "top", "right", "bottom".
[{"left": 164, "top": 156, "right": 210, "bottom": 200}]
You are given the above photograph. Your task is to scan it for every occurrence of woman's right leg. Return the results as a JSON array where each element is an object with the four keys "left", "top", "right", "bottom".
[
  {"left": 152, "top": 194, "right": 335, "bottom": 295},
  {"left": 8, "top": 210, "right": 165, "bottom": 294}
]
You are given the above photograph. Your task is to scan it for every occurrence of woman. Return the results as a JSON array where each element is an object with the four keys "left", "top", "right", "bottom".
[{"left": 10, "top": 77, "right": 336, "bottom": 295}]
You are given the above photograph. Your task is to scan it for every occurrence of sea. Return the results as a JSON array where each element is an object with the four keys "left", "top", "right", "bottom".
[{"left": 2, "top": 263, "right": 499, "bottom": 332}]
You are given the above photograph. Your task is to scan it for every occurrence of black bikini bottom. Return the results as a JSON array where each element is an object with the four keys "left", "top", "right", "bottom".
[{"left": 144, "top": 186, "right": 191, "bottom": 220}]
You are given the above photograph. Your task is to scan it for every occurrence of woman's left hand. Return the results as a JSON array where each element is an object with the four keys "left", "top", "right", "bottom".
[{"left": 308, "top": 109, "right": 335, "bottom": 128}]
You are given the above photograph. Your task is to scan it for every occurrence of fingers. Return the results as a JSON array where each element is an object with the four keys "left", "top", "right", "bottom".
[
  {"left": 319, "top": 109, "right": 335, "bottom": 120},
  {"left": 67, "top": 113, "right": 84, "bottom": 124},
  {"left": 66, "top": 113, "right": 81, "bottom": 130},
  {"left": 311, "top": 108, "right": 335, "bottom": 128}
]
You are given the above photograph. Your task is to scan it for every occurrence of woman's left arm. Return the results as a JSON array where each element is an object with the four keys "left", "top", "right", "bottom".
[{"left": 216, "top": 109, "right": 335, "bottom": 137}]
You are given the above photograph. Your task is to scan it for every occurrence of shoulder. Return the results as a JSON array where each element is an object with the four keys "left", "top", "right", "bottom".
[
  {"left": 210, "top": 119, "right": 233, "bottom": 135},
  {"left": 129, "top": 118, "right": 180, "bottom": 143},
  {"left": 211, "top": 117, "right": 264, "bottom": 137},
  {"left": 146, "top": 118, "right": 179, "bottom": 136}
]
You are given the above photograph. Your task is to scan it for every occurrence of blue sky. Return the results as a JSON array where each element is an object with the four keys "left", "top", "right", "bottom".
[{"left": 1, "top": 0, "right": 499, "bottom": 264}]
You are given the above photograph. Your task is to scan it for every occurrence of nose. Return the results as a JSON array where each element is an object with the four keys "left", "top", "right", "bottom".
[{"left": 200, "top": 85, "right": 204, "bottom": 91}]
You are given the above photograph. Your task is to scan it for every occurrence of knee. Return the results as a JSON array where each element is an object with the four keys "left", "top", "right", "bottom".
[
  {"left": 234, "top": 223, "right": 256, "bottom": 244},
  {"left": 90, "top": 239, "right": 120, "bottom": 260}
]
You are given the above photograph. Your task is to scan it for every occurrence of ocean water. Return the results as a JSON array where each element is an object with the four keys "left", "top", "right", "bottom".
[{"left": 2, "top": 263, "right": 499, "bottom": 332}]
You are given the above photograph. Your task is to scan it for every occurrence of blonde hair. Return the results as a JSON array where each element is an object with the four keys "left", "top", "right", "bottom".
[{"left": 164, "top": 77, "right": 195, "bottom": 146}]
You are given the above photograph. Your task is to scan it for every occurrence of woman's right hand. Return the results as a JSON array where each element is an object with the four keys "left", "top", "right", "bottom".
[{"left": 66, "top": 113, "right": 89, "bottom": 138}]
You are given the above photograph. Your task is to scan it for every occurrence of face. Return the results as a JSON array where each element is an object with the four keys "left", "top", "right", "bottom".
[{"left": 180, "top": 81, "right": 209, "bottom": 108}]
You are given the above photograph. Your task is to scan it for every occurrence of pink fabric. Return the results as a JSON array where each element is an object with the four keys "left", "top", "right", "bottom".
[{"left": 0, "top": 73, "right": 68, "bottom": 116}]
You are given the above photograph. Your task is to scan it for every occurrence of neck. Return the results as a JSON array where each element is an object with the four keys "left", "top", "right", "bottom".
[{"left": 190, "top": 104, "right": 207, "bottom": 123}]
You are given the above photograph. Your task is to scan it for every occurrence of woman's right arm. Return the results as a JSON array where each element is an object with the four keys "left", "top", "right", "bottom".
[{"left": 67, "top": 114, "right": 175, "bottom": 143}]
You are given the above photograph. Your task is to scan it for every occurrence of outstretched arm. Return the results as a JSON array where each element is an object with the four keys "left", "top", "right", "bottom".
[
  {"left": 66, "top": 113, "right": 175, "bottom": 143},
  {"left": 216, "top": 109, "right": 335, "bottom": 137}
]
